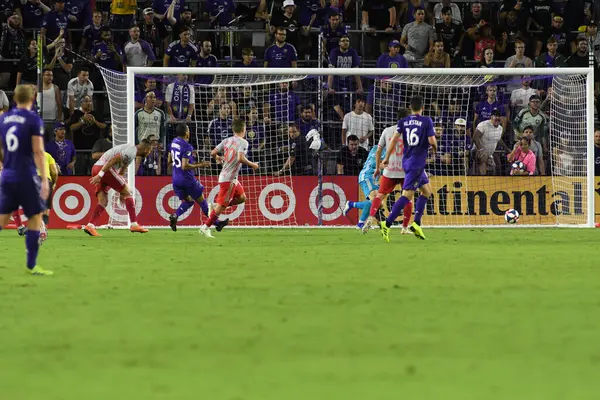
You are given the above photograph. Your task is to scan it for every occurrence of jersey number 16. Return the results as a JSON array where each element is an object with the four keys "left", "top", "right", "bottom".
[{"left": 405, "top": 128, "right": 420, "bottom": 146}]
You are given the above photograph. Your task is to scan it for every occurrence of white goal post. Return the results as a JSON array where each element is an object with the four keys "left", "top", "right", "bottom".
[{"left": 114, "top": 66, "right": 595, "bottom": 228}]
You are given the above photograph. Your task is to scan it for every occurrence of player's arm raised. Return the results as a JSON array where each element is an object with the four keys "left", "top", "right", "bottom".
[
  {"left": 32, "top": 135, "right": 49, "bottom": 200},
  {"left": 238, "top": 151, "right": 259, "bottom": 170}
]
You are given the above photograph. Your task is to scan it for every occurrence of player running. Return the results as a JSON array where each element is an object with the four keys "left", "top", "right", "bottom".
[
  {"left": 0, "top": 84, "right": 52, "bottom": 275},
  {"left": 84, "top": 140, "right": 152, "bottom": 236},
  {"left": 362, "top": 108, "right": 413, "bottom": 234},
  {"left": 199, "top": 119, "right": 258, "bottom": 239},
  {"left": 380, "top": 96, "right": 437, "bottom": 242},
  {"left": 168, "top": 123, "right": 228, "bottom": 232}
]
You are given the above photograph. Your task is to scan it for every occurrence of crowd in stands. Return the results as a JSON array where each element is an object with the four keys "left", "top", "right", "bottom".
[{"left": 0, "top": 0, "right": 599, "bottom": 178}]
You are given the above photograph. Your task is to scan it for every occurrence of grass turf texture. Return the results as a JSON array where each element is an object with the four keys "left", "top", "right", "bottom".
[{"left": 1, "top": 229, "right": 599, "bottom": 400}]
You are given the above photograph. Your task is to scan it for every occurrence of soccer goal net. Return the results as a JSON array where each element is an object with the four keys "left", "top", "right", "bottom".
[{"left": 98, "top": 66, "right": 595, "bottom": 228}]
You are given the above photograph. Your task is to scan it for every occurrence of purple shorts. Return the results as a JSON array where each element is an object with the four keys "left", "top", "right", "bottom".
[
  {"left": 173, "top": 180, "right": 204, "bottom": 201},
  {"left": 402, "top": 169, "right": 429, "bottom": 191},
  {"left": 0, "top": 176, "right": 46, "bottom": 218}
]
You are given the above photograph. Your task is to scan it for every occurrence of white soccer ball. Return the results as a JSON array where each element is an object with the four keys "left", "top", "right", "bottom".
[
  {"left": 511, "top": 161, "right": 524, "bottom": 171},
  {"left": 505, "top": 208, "right": 520, "bottom": 224}
]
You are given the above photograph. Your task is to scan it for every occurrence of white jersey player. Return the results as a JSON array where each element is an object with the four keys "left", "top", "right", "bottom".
[
  {"left": 199, "top": 119, "right": 259, "bottom": 238},
  {"left": 84, "top": 141, "right": 152, "bottom": 237}
]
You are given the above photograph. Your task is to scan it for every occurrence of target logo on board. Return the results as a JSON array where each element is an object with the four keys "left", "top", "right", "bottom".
[
  {"left": 156, "top": 183, "right": 193, "bottom": 221},
  {"left": 258, "top": 183, "right": 296, "bottom": 221},
  {"left": 207, "top": 184, "right": 245, "bottom": 220},
  {"left": 52, "top": 183, "right": 92, "bottom": 222},
  {"left": 309, "top": 183, "right": 347, "bottom": 221},
  {"left": 105, "top": 187, "right": 143, "bottom": 223}
]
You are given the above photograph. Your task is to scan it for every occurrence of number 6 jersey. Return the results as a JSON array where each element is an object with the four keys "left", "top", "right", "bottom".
[{"left": 216, "top": 135, "right": 249, "bottom": 183}]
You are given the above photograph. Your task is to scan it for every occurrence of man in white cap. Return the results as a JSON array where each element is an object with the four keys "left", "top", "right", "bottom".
[{"left": 269, "top": 0, "right": 301, "bottom": 51}]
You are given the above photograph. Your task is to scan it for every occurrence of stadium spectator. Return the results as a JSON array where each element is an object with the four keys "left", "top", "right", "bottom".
[
  {"left": 197, "top": 40, "right": 218, "bottom": 84},
  {"left": 583, "top": 21, "right": 599, "bottom": 64},
  {"left": 164, "top": 29, "right": 198, "bottom": 67},
  {"left": 510, "top": 79, "right": 537, "bottom": 114},
  {"left": 508, "top": 136, "right": 536, "bottom": 175},
  {"left": 505, "top": 40, "right": 533, "bottom": 91},
  {"left": 276, "top": 123, "right": 312, "bottom": 176},
  {"left": 515, "top": 125, "right": 545, "bottom": 175},
  {"left": 69, "top": 94, "right": 105, "bottom": 174},
  {"left": 0, "top": 89, "right": 9, "bottom": 113},
  {"left": 376, "top": 40, "right": 408, "bottom": 68},
  {"left": 64, "top": 0, "right": 91, "bottom": 39},
  {"left": 264, "top": 26, "right": 298, "bottom": 68},
  {"left": 46, "top": 121, "right": 76, "bottom": 175},
  {"left": 473, "top": 110, "right": 505, "bottom": 176},
  {"left": 595, "top": 128, "right": 600, "bottom": 176},
  {"left": 244, "top": 107, "right": 265, "bottom": 163},
  {"left": 342, "top": 98, "right": 373, "bottom": 150},
  {"left": 67, "top": 67, "right": 94, "bottom": 115},
  {"left": 475, "top": 86, "right": 507, "bottom": 131},
  {"left": 207, "top": 87, "right": 236, "bottom": 119},
  {"left": 400, "top": 7, "right": 435, "bottom": 67},
  {"left": 19, "top": 0, "right": 51, "bottom": 30},
  {"left": 135, "top": 92, "right": 166, "bottom": 143},
  {"left": 470, "top": 21, "right": 506, "bottom": 63},
  {"left": 498, "top": 0, "right": 526, "bottom": 22},
  {"left": 233, "top": 86, "right": 257, "bottom": 120},
  {"left": 297, "top": 105, "right": 319, "bottom": 136},
  {"left": 320, "top": 11, "right": 347, "bottom": 56},
  {"left": 204, "top": 0, "right": 236, "bottom": 27},
  {"left": 135, "top": 78, "right": 163, "bottom": 110},
  {"left": 361, "top": 0, "right": 396, "bottom": 59},
  {"left": 154, "top": 0, "right": 183, "bottom": 28},
  {"left": 15, "top": 38, "right": 38, "bottom": 85},
  {"left": 234, "top": 48, "right": 258, "bottom": 67},
  {"left": 535, "top": 36, "right": 566, "bottom": 67},
  {"left": 567, "top": 37, "right": 600, "bottom": 69},
  {"left": 546, "top": 14, "right": 570, "bottom": 56},
  {"left": 336, "top": 134, "right": 368, "bottom": 175},
  {"left": 327, "top": 35, "right": 362, "bottom": 120},
  {"left": 0, "top": 1, "right": 17, "bottom": 24},
  {"left": 168, "top": 4, "right": 197, "bottom": 44},
  {"left": 165, "top": 74, "right": 195, "bottom": 123},
  {"left": 37, "top": 69, "right": 63, "bottom": 123},
  {"left": 43, "top": 37, "right": 73, "bottom": 91},
  {"left": 123, "top": 25, "right": 156, "bottom": 69},
  {"left": 270, "top": 1, "right": 301, "bottom": 50},
  {"left": 79, "top": 10, "right": 102, "bottom": 55},
  {"left": 462, "top": 2, "right": 485, "bottom": 59},
  {"left": 0, "top": 14, "right": 25, "bottom": 88},
  {"left": 109, "top": 0, "right": 137, "bottom": 45},
  {"left": 264, "top": 82, "right": 300, "bottom": 123},
  {"left": 424, "top": 38, "right": 451, "bottom": 67},
  {"left": 432, "top": 0, "right": 457, "bottom": 22},
  {"left": 206, "top": 103, "right": 233, "bottom": 146},
  {"left": 298, "top": 0, "right": 323, "bottom": 29},
  {"left": 139, "top": 134, "right": 162, "bottom": 176},
  {"left": 92, "top": 26, "right": 124, "bottom": 72},
  {"left": 449, "top": 117, "right": 472, "bottom": 175},
  {"left": 366, "top": 79, "right": 401, "bottom": 127},
  {"left": 90, "top": 123, "right": 112, "bottom": 161},
  {"left": 527, "top": 0, "right": 552, "bottom": 56},
  {"left": 139, "top": 8, "right": 168, "bottom": 58},
  {"left": 427, "top": 123, "right": 453, "bottom": 175},
  {"left": 500, "top": 10, "right": 527, "bottom": 58},
  {"left": 513, "top": 94, "right": 549, "bottom": 151},
  {"left": 477, "top": 47, "right": 498, "bottom": 68},
  {"left": 435, "top": 6, "right": 464, "bottom": 56},
  {"left": 40, "top": 0, "right": 67, "bottom": 44}
]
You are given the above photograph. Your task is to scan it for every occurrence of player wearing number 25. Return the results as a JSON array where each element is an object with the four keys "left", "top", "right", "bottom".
[{"left": 0, "top": 85, "right": 52, "bottom": 275}]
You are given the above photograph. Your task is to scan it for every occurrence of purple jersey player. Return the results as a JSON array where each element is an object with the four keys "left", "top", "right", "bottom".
[
  {"left": 0, "top": 85, "right": 52, "bottom": 276},
  {"left": 167, "top": 123, "right": 228, "bottom": 232},
  {"left": 380, "top": 95, "right": 437, "bottom": 242}
]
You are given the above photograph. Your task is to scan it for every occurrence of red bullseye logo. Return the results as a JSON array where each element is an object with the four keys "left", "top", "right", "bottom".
[
  {"left": 309, "top": 183, "right": 347, "bottom": 221},
  {"left": 156, "top": 183, "right": 194, "bottom": 221},
  {"left": 52, "top": 183, "right": 92, "bottom": 222},
  {"left": 258, "top": 183, "right": 295, "bottom": 221}
]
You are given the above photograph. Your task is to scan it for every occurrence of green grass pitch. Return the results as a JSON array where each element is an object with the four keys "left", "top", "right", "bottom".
[{"left": 1, "top": 228, "right": 599, "bottom": 400}]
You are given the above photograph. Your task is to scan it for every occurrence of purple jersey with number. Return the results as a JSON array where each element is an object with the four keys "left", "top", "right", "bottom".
[
  {"left": 170, "top": 137, "right": 196, "bottom": 184},
  {"left": 0, "top": 108, "right": 44, "bottom": 181},
  {"left": 398, "top": 114, "right": 435, "bottom": 171}
]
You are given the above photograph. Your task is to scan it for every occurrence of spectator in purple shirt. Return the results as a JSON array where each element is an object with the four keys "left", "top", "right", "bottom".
[
  {"left": 163, "top": 29, "right": 199, "bottom": 67},
  {"left": 41, "top": 0, "right": 68, "bottom": 44},
  {"left": 79, "top": 10, "right": 102, "bottom": 55},
  {"left": 264, "top": 82, "right": 301, "bottom": 123},
  {"left": 91, "top": 26, "right": 124, "bottom": 71},
  {"left": 320, "top": 11, "right": 347, "bottom": 56},
  {"left": 135, "top": 78, "right": 164, "bottom": 109},
  {"left": 264, "top": 27, "right": 298, "bottom": 68},
  {"left": 234, "top": 48, "right": 259, "bottom": 67},
  {"left": 197, "top": 40, "right": 218, "bottom": 84},
  {"left": 474, "top": 85, "right": 508, "bottom": 131},
  {"left": 18, "top": 0, "right": 51, "bottom": 30},
  {"left": 46, "top": 121, "right": 77, "bottom": 175},
  {"left": 65, "top": 0, "right": 90, "bottom": 36},
  {"left": 296, "top": 105, "right": 320, "bottom": 136},
  {"left": 154, "top": 0, "right": 184, "bottom": 27},
  {"left": 327, "top": 35, "right": 362, "bottom": 120},
  {"left": 376, "top": 40, "right": 409, "bottom": 68}
]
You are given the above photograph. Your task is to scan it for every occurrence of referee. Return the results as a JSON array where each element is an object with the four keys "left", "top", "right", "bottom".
[{"left": 41, "top": 151, "right": 59, "bottom": 227}]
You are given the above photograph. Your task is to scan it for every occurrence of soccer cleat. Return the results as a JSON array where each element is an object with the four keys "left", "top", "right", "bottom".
[
  {"left": 199, "top": 225, "right": 215, "bottom": 239},
  {"left": 215, "top": 218, "right": 229, "bottom": 232},
  {"left": 17, "top": 225, "right": 27, "bottom": 236},
  {"left": 169, "top": 213, "right": 178, "bottom": 232},
  {"left": 409, "top": 222, "right": 426, "bottom": 240},
  {"left": 342, "top": 201, "right": 351, "bottom": 216},
  {"left": 380, "top": 221, "right": 390, "bottom": 243},
  {"left": 362, "top": 216, "right": 376, "bottom": 234},
  {"left": 130, "top": 224, "right": 149, "bottom": 234},
  {"left": 401, "top": 227, "right": 413, "bottom": 235},
  {"left": 27, "top": 266, "right": 54, "bottom": 276},
  {"left": 83, "top": 224, "right": 102, "bottom": 237},
  {"left": 356, "top": 221, "right": 365, "bottom": 230}
]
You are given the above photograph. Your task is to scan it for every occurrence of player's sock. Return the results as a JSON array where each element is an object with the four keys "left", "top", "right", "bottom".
[
  {"left": 42, "top": 214, "right": 49, "bottom": 225},
  {"left": 369, "top": 197, "right": 383, "bottom": 217},
  {"left": 402, "top": 201, "right": 413, "bottom": 228},
  {"left": 206, "top": 211, "right": 219, "bottom": 228},
  {"left": 359, "top": 201, "right": 371, "bottom": 222},
  {"left": 385, "top": 196, "right": 409, "bottom": 228},
  {"left": 347, "top": 201, "right": 355, "bottom": 209},
  {"left": 89, "top": 204, "right": 106, "bottom": 226},
  {"left": 414, "top": 195, "right": 429, "bottom": 226},
  {"left": 13, "top": 212, "right": 23, "bottom": 227},
  {"left": 197, "top": 199, "right": 209, "bottom": 217},
  {"left": 176, "top": 201, "right": 194, "bottom": 217},
  {"left": 25, "top": 230, "right": 40, "bottom": 269},
  {"left": 124, "top": 197, "right": 137, "bottom": 223}
]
